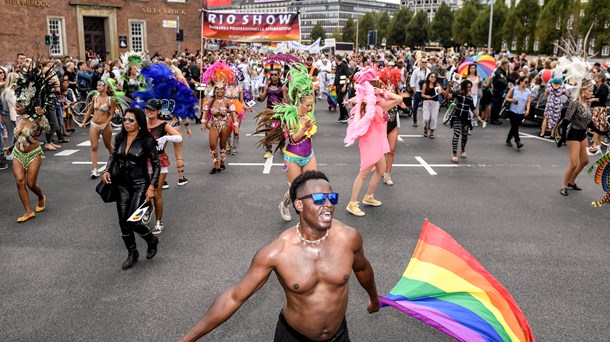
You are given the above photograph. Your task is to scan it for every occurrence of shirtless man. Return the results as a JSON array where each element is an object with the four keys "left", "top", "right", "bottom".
[{"left": 180, "top": 170, "right": 379, "bottom": 342}]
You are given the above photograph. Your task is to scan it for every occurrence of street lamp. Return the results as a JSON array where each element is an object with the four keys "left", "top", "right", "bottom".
[
  {"left": 355, "top": 19, "right": 359, "bottom": 51},
  {"left": 487, "top": 0, "right": 494, "bottom": 56}
]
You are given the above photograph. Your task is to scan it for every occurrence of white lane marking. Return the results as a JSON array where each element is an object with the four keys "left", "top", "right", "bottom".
[
  {"left": 54, "top": 149, "right": 79, "bottom": 156},
  {"left": 398, "top": 134, "right": 425, "bottom": 138},
  {"left": 71, "top": 161, "right": 107, "bottom": 172},
  {"left": 77, "top": 141, "right": 91, "bottom": 146},
  {"left": 414, "top": 156, "right": 437, "bottom": 175},
  {"left": 263, "top": 155, "right": 274, "bottom": 174},
  {"left": 520, "top": 132, "right": 554, "bottom": 143}
]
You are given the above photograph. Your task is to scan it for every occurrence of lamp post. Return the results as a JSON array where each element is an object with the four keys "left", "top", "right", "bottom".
[
  {"left": 487, "top": 0, "right": 494, "bottom": 56},
  {"left": 355, "top": 19, "right": 359, "bottom": 51}
]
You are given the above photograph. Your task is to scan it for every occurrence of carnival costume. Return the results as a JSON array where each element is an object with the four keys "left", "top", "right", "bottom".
[
  {"left": 255, "top": 63, "right": 317, "bottom": 221},
  {"left": 133, "top": 64, "right": 198, "bottom": 120},
  {"left": 120, "top": 51, "right": 146, "bottom": 99},
  {"left": 14, "top": 64, "right": 53, "bottom": 170},
  {"left": 201, "top": 61, "right": 237, "bottom": 172},
  {"left": 344, "top": 67, "right": 390, "bottom": 171}
]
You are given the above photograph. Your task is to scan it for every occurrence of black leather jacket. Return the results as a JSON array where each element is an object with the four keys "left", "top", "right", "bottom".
[{"left": 106, "top": 133, "right": 160, "bottom": 187}]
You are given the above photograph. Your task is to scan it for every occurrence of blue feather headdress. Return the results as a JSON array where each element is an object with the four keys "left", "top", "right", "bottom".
[{"left": 132, "top": 64, "right": 198, "bottom": 119}]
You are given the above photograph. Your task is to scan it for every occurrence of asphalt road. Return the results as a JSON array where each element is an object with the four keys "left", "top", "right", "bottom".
[{"left": 1, "top": 101, "right": 609, "bottom": 341}]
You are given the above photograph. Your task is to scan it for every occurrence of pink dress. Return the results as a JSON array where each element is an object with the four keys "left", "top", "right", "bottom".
[{"left": 357, "top": 107, "right": 389, "bottom": 171}]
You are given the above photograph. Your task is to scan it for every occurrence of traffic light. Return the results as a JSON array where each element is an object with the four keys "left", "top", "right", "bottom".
[
  {"left": 176, "top": 29, "right": 184, "bottom": 42},
  {"left": 44, "top": 35, "right": 51, "bottom": 45}
]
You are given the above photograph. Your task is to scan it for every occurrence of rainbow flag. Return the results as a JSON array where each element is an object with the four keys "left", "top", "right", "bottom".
[
  {"left": 127, "top": 203, "right": 149, "bottom": 222},
  {"left": 379, "top": 221, "right": 534, "bottom": 342}
]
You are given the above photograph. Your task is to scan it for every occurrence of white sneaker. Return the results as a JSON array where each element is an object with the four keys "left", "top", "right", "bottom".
[
  {"left": 383, "top": 173, "right": 394, "bottom": 186},
  {"left": 5, "top": 153, "right": 12, "bottom": 161},
  {"left": 90, "top": 169, "right": 99, "bottom": 179},
  {"left": 142, "top": 208, "right": 153, "bottom": 225},
  {"left": 152, "top": 220, "right": 164, "bottom": 235},
  {"left": 279, "top": 202, "right": 291, "bottom": 221}
]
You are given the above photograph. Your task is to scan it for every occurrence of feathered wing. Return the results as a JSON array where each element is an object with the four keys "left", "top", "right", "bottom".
[
  {"left": 588, "top": 151, "right": 610, "bottom": 207},
  {"left": 556, "top": 56, "right": 591, "bottom": 100},
  {"left": 15, "top": 64, "right": 56, "bottom": 125},
  {"left": 254, "top": 108, "right": 285, "bottom": 152},
  {"left": 133, "top": 64, "right": 197, "bottom": 119},
  {"left": 344, "top": 82, "right": 379, "bottom": 146}
]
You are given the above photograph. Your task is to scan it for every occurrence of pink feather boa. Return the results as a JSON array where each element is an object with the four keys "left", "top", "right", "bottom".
[{"left": 344, "top": 82, "right": 383, "bottom": 146}]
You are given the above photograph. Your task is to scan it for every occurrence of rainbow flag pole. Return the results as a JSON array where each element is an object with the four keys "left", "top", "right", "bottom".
[{"left": 379, "top": 220, "right": 534, "bottom": 342}]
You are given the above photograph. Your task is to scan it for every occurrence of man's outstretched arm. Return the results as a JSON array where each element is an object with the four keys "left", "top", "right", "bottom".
[
  {"left": 351, "top": 231, "right": 380, "bottom": 314},
  {"left": 179, "top": 246, "right": 275, "bottom": 342}
]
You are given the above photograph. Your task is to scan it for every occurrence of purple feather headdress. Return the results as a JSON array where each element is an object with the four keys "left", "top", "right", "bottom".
[{"left": 265, "top": 53, "right": 301, "bottom": 65}]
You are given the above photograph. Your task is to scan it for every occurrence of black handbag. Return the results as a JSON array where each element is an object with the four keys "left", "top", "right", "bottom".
[
  {"left": 499, "top": 101, "right": 510, "bottom": 119},
  {"left": 96, "top": 180, "right": 117, "bottom": 203}
]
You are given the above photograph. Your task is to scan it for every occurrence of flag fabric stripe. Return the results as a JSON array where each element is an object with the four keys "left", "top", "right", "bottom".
[
  {"left": 381, "top": 221, "right": 534, "bottom": 342},
  {"left": 388, "top": 278, "right": 510, "bottom": 341},
  {"left": 381, "top": 295, "right": 494, "bottom": 342},
  {"left": 417, "top": 222, "right": 533, "bottom": 340},
  {"left": 411, "top": 242, "right": 525, "bottom": 339}
]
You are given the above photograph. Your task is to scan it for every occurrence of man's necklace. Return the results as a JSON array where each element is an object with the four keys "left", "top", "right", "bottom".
[{"left": 296, "top": 223, "right": 329, "bottom": 246}]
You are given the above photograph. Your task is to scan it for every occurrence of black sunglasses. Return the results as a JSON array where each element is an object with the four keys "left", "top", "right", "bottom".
[
  {"left": 123, "top": 117, "right": 136, "bottom": 123},
  {"left": 270, "top": 73, "right": 279, "bottom": 76},
  {"left": 298, "top": 192, "right": 339, "bottom": 205}
]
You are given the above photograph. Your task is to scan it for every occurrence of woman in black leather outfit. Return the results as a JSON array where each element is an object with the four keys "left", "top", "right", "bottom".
[{"left": 102, "top": 107, "right": 160, "bottom": 270}]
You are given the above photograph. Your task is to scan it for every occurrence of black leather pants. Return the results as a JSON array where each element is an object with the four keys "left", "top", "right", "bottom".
[{"left": 115, "top": 179, "right": 153, "bottom": 250}]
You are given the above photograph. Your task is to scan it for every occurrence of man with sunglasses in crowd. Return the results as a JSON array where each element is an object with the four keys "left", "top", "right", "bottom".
[{"left": 180, "top": 171, "right": 379, "bottom": 342}]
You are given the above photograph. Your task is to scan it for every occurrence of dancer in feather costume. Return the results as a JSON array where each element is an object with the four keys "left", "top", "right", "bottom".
[
  {"left": 344, "top": 67, "right": 404, "bottom": 217},
  {"left": 254, "top": 63, "right": 317, "bottom": 222},
  {"left": 12, "top": 62, "right": 53, "bottom": 223},
  {"left": 133, "top": 63, "right": 198, "bottom": 186},
  {"left": 200, "top": 61, "right": 238, "bottom": 174}
]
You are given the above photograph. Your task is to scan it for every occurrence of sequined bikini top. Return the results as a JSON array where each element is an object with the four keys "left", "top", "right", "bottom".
[{"left": 93, "top": 95, "right": 110, "bottom": 112}]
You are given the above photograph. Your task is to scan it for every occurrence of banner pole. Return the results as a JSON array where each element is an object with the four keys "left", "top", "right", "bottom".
[{"left": 200, "top": 8, "right": 204, "bottom": 55}]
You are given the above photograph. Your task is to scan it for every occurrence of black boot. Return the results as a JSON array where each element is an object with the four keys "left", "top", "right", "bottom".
[
  {"left": 121, "top": 234, "right": 139, "bottom": 270},
  {"left": 145, "top": 234, "right": 159, "bottom": 259}
]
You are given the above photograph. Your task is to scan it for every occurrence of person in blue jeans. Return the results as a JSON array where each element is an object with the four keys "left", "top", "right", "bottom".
[
  {"left": 409, "top": 58, "right": 430, "bottom": 127},
  {"left": 505, "top": 76, "right": 531, "bottom": 149}
]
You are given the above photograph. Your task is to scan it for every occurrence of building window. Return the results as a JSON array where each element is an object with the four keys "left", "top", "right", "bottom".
[
  {"left": 579, "top": 10, "right": 585, "bottom": 17},
  {"left": 129, "top": 20, "right": 146, "bottom": 52},
  {"left": 602, "top": 45, "right": 610, "bottom": 56},
  {"left": 47, "top": 17, "right": 66, "bottom": 56},
  {"left": 605, "top": 20, "right": 609, "bottom": 29},
  {"left": 511, "top": 39, "right": 516, "bottom": 51},
  {"left": 533, "top": 40, "right": 539, "bottom": 51},
  {"left": 553, "top": 40, "right": 559, "bottom": 54},
  {"left": 567, "top": 16, "right": 574, "bottom": 29},
  {"left": 555, "top": 18, "right": 560, "bottom": 30},
  {"left": 577, "top": 37, "right": 583, "bottom": 51}
]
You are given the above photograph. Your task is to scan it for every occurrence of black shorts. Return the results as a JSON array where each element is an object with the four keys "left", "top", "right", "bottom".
[
  {"left": 566, "top": 128, "right": 587, "bottom": 142},
  {"left": 274, "top": 312, "right": 350, "bottom": 342},
  {"left": 387, "top": 119, "right": 397, "bottom": 134}
]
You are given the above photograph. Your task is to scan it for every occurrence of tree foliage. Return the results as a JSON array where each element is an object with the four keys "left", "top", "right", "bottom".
[
  {"left": 387, "top": 8, "right": 413, "bottom": 47},
  {"left": 342, "top": 17, "right": 356, "bottom": 45},
  {"left": 406, "top": 10, "right": 430, "bottom": 48},
  {"left": 430, "top": 2, "right": 454, "bottom": 47},
  {"left": 470, "top": 1, "right": 508, "bottom": 52},
  {"left": 536, "top": 0, "right": 577, "bottom": 54},
  {"left": 511, "top": 0, "right": 541, "bottom": 52},
  {"left": 310, "top": 22, "right": 326, "bottom": 43},
  {"left": 377, "top": 12, "right": 391, "bottom": 46},
  {"left": 452, "top": 0, "right": 479, "bottom": 46},
  {"left": 579, "top": 0, "right": 610, "bottom": 52},
  {"left": 358, "top": 13, "right": 378, "bottom": 47}
]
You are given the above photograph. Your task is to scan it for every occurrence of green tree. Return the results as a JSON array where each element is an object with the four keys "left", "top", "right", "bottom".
[
  {"left": 376, "top": 12, "right": 391, "bottom": 46},
  {"left": 536, "top": 0, "right": 577, "bottom": 55},
  {"left": 579, "top": 0, "right": 610, "bottom": 54},
  {"left": 358, "top": 13, "right": 378, "bottom": 47},
  {"left": 332, "top": 29, "right": 342, "bottom": 42},
  {"left": 511, "top": 0, "right": 540, "bottom": 52},
  {"left": 342, "top": 17, "right": 356, "bottom": 44},
  {"left": 387, "top": 8, "right": 413, "bottom": 47},
  {"left": 452, "top": 0, "right": 478, "bottom": 46},
  {"left": 470, "top": 1, "right": 508, "bottom": 51},
  {"left": 430, "top": 2, "right": 455, "bottom": 47},
  {"left": 406, "top": 10, "right": 430, "bottom": 48},
  {"left": 310, "top": 22, "right": 326, "bottom": 43}
]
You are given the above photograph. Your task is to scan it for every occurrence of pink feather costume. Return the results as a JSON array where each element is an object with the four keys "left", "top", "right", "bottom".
[{"left": 344, "top": 81, "right": 390, "bottom": 171}]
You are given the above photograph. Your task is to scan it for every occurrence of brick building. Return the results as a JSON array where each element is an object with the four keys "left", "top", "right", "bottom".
[{"left": 0, "top": 0, "right": 204, "bottom": 65}]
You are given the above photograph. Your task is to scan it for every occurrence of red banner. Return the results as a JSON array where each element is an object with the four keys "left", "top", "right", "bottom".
[
  {"left": 203, "top": 11, "right": 300, "bottom": 42},
  {"left": 205, "top": 0, "right": 231, "bottom": 7}
]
